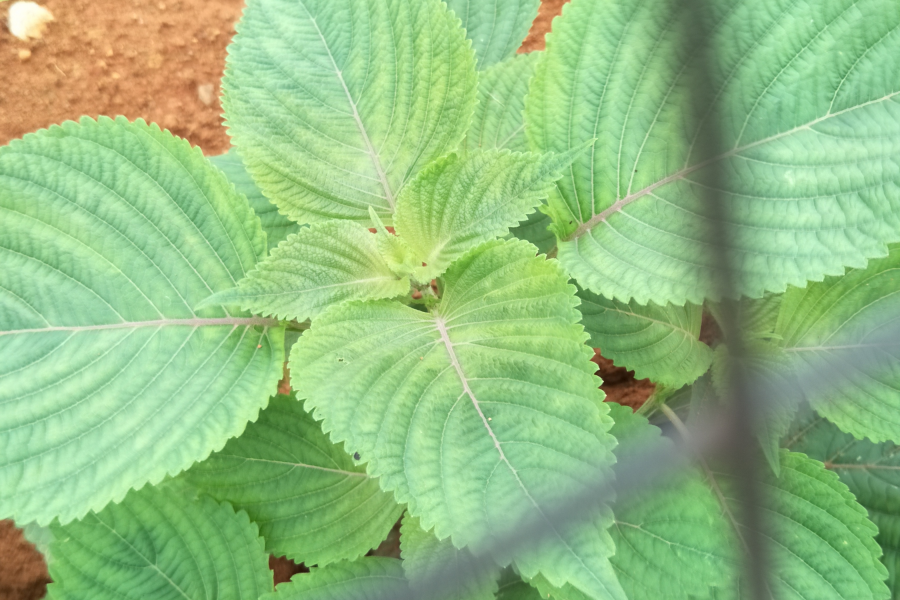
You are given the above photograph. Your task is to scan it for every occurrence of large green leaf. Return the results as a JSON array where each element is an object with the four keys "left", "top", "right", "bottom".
[
  {"left": 47, "top": 485, "right": 272, "bottom": 600},
  {"left": 774, "top": 243, "right": 900, "bottom": 443},
  {"left": 261, "top": 558, "right": 408, "bottom": 600},
  {"left": 604, "top": 403, "right": 733, "bottom": 600},
  {"left": 712, "top": 450, "right": 889, "bottom": 599},
  {"left": 446, "top": 0, "right": 540, "bottom": 68},
  {"left": 526, "top": 0, "right": 900, "bottom": 305},
  {"left": 209, "top": 149, "right": 302, "bottom": 252},
  {"left": 401, "top": 515, "right": 500, "bottom": 600},
  {"left": 467, "top": 53, "right": 538, "bottom": 153},
  {"left": 181, "top": 393, "right": 403, "bottom": 566},
  {"left": 394, "top": 150, "right": 579, "bottom": 280},
  {"left": 0, "top": 117, "right": 284, "bottom": 525},
  {"left": 224, "top": 0, "right": 477, "bottom": 224},
  {"left": 577, "top": 288, "right": 711, "bottom": 387},
  {"left": 199, "top": 221, "right": 409, "bottom": 321},
  {"left": 786, "top": 410, "right": 900, "bottom": 596},
  {"left": 292, "top": 239, "right": 625, "bottom": 600}
]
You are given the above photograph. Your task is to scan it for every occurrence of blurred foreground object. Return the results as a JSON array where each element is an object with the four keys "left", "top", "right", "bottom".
[{"left": 7, "top": 1, "right": 53, "bottom": 40}]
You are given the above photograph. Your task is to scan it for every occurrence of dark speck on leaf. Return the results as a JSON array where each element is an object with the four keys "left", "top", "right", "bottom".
[{"left": 353, "top": 452, "right": 361, "bottom": 461}]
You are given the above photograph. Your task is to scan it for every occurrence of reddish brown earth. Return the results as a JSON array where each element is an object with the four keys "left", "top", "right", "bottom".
[{"left": 1, "top": 0, "right": 653, "bottom": 595}]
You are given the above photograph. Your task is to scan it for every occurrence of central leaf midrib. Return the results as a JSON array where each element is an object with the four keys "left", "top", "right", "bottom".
[
  {"left": 0, "top": 317, "right": 280, "bottom": 336},
  {"left": 565, "top": 89, "right": 900, "bottom": 241},
  {"left": 432, "top": 315, "right": 609, "bottom": 591},
  {"left": 301, "top": 3, "right": 395, "bottom": 211},
  {"left": 219, "top": 455, "right": 367, "bottom": 477}
]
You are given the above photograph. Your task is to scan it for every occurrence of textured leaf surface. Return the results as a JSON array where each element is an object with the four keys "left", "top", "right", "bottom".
[
  {"left": 261, "top": 558, "right": 407, "bottom": 600},
  {"left": 0, "top": 117, "right": 284, "bottom": 525},
  {"left": 401, "top": 515, "right": 499, "bottom": 600},
  {"left": 209, "top": 149, "right": 301, "bottom": 251},
  {"left": 200, "top": 221, "right": 409, "bottom": 321},
  {"left": 467, "top": 53, "right": 538, "bottom": 153},
  {"left": 714, "top": 450, "right": 889, "bottom": 599},
  {"left": 446, "top": 0, "right": 540, "bottom": 68},
  {"left": 605, "top": 403, "right": 733, "bottom": 600},
  {"left": 292, "top": 239, "right": 624, "bottom": 600},
  {"left": 786, "top": 410, "right": 900, "bottom": 596},
  {"left": 394, "top": 150, "right": 577, "bottom": 280},
  {"left": 224, "top": 0, "right": 476, "bottom": 224},
  {"left": 527, "top": 0, "right": 900, "bottom": 305},
  {"left": 181, "top": 393, "right": 403, "bottom": 566},
  {"left": 775, "top": 244, "right": 900, "bottom": 443},
  {"left": 578, "top": 288, "right": 711, "bottom": 387},
  {"left": 47, "top": 485, "right": 272, "bottom": 600},
  {"left": 462, "top": 53, "right": 557, "bottom": 254}
]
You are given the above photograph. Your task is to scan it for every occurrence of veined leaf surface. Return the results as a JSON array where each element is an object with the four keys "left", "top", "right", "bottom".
[
  {"left": 200, "top": 221, "right": 409, "bottom": 322},
  {"left": 292, "top": 239, "right": 625, "bottom": 600},
  {"left": 224, "top": 0, "right": 476, "bottom": 224},
  {"left": 209, "top": 149, "right": 301, "bottom": 251},
  {"left": 261, "top": 558, "right": 408, "bottom": 600},
  {"left": 786, "top": 410, "right": 900, "bottom": 596},
  {"left": 401, "top": 515, "right": 500, "bottom": 600},
  {"left": 182, "top": 393, "right": 404, "bottom": 566},
  {"left": 775, "top": 244, "right": 900, "bottom": 443},
  {"left": 464, "top": 52, "right": 557, "bottom": 254},
  {"left": 577, "top": 288, "right": 711, "bottom": 388},
  {"left": 527, "top": 0, "right": 900, "bottom": 305},
  {"left": 394, "top": 150, "right": 578, "bottom": 280},
  {"left": 467, "top": 53, "right": 538, "bottom": 153},
  {"left": 47, "top": 486, "right": 272, "bottom": 600},
  {"left": 605, "top": 403, "right": 733, "bottom": 600},
  {"left": 713, "top": 450, "right": 889, "bottom": 599},
  {"left": 446, "top": 0, "right": 540, "bottom": 68},
  {"left": 0, "top": 117, "right": 284, "bottom": 525}
]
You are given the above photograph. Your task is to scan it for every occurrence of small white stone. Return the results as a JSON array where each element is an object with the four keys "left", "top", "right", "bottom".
[
  {"left": 8, "top": 2, "right": 54, "bottom": 41},
  {"left": 197, "top": 83, "right": 215, "bottom": 106}
]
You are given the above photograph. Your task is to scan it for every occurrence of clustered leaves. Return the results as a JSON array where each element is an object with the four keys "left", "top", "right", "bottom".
[{"left": 1, "top": 0, "right": 900, "bottom": 599}]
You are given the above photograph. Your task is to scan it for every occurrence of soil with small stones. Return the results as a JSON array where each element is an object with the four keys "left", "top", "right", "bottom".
[{"left": 0, "top": 0, "right": 656, "bottom": 596}]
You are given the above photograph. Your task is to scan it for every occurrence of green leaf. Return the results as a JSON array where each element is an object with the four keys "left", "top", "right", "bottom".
[
  {"left": 713, "top": 450, "right": 889, "bottom": 599},
  {"left": 786, "top": 410, "right": 900, "bottom": 596},
  {"left": 604, "top": 403, "right": 734, "bottom": 600},
  {"left": 463, "top": 53, "right": 559, "bottom": 256},
  {"left": 292, "top": 239, "right": 624, "bottom": 600},
  {"left": 526, "top": 0, "right": 900, "bottom": 305},
  {"left": 47, "top": 485, "right": 272, "bottom": 600},
  {"left": 261, "top": 558, "right": 408, "bottom": 600},
  {"left": 497, "top": 569, "right": 544, "bottom": 600},
  {"left": 199, "top": 221, "right": 409, "bottom": 321},
  {"left": 467, "top": 53, "right": 539, "bottom": 153},
  {"left": 181, "top": 393, "right": 403, "bottom": 566},
  {"left": 401, "top": 515, "right": 500, "bottom": 600},
  {"left": 774, "top": 243, "right": 900, "bottom": 443},
  {"left": 446, "top": 0, "right": 540, "bottom": 68},
  {"left": 224, "top": 0, "right": 477, "bottom": 224},
  {"left": 577, "top": 288, "right": 712, "bottom": 387},
  {"left": 209, "top": 149, "right": 302, "bottom": 251},
  {"left": 394, "top": 150, "right": 579, "bottom": 280},
  {"left": 0, "top": 117, "right": 284, "bottom": 525}
]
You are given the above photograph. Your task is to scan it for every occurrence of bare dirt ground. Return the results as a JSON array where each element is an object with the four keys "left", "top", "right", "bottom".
[{"left": 0, "top": 0, "right": 656, "bottom": 596}]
